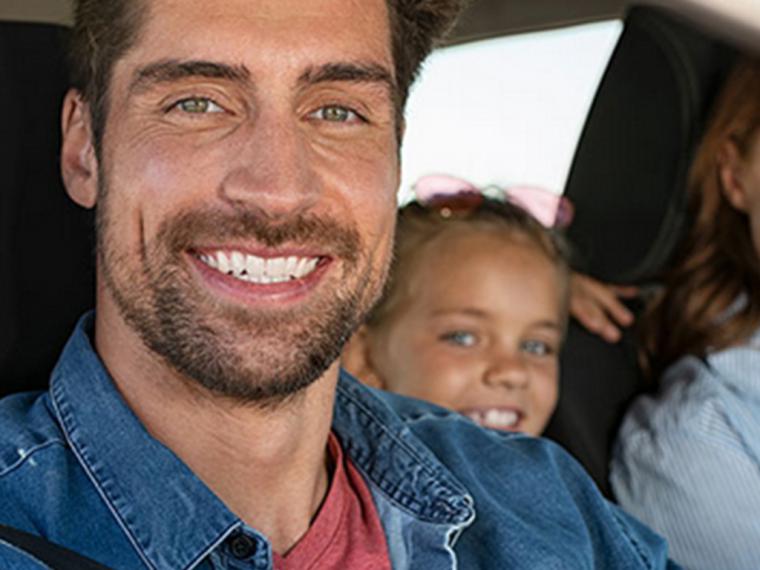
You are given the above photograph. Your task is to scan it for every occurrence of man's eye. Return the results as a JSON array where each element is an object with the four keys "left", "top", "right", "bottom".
[
  {"left": 173, "top": 97, "right": 224, "bottom": 114},
  {"left": 520, "top": 339, "right": 554, "bottom": 357},
  {"left": 440, "top": 331, "right": 477, "bottom": 347},
  {"left": 311, "top": 105, "right": 362, "bottom": 123}
]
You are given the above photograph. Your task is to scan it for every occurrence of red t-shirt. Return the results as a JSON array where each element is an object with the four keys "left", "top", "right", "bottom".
[{"left": 272, "top": 433, "right": 391, "bottom": 570}]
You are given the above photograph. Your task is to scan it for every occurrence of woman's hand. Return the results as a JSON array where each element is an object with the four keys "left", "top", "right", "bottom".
[{"left": 569, "top": 273, "right": 638, "bottom": 343}]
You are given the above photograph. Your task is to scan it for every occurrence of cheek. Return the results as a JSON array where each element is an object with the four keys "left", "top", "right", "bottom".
[
  {"left": 389, "top": 346, "right": 476, "bottom": 406},
  {"left": 105, "top": 133, "right": 233, "bottom": 242},
  {"left": 748, "top": 205, "right": 760, "bottom": 261},
  {"left": 323, "top": 148, "right": 398, "bottom": 240},
  {"left": 529, "top": 362, "right": 560, "bottom": 414}
]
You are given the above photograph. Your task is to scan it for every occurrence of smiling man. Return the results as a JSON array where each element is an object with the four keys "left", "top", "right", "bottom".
[{"left": 0, "top": 0, "right": 677, "bottom": 568}]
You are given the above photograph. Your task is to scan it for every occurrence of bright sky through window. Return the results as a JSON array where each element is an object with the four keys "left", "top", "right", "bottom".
[{"left": 399, "top": 20, "right": 623, "bottom": 203}]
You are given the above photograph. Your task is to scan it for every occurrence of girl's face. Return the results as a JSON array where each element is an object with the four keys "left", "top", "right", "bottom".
[{"left": 367, "top": 229, "right": 564, "bottom": 436}]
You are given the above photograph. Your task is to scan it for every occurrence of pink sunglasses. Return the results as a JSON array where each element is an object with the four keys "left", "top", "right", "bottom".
[{"left": 412, "top": 174, "right": 574, "bottom": 229}]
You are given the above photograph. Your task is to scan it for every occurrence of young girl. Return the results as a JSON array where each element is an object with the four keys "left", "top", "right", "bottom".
[
  {"left": 343, "top": 177, "right": 571, "bottom": 436},
  {"left": 610, "top": 57, "right": 760, "bottom": 569}
]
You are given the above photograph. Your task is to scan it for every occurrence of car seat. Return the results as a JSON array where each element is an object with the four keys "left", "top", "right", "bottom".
[
  {"left": 0, "top": 21, "right": 94, "bottom": 399},
  {"left": 544, "top": 6, "right": 737, "bottom": 496}
]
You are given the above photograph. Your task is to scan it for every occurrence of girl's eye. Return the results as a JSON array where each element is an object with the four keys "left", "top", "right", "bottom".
[
  {"left": 440, "top": 331, "right": 478, "bottom": 347},
  {"left": 173, "top": 97, "right": 224, "bottom": 114},
  {"left": 311, "top": 105, "right": 362, "bottom": 123},
  {"left": 520, "top": 339, "right": 555, "bottom": 357}
]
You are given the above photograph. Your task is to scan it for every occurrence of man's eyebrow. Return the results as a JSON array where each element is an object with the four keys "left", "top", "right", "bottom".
[
  {"left": 129, "top": 60, "right": 251, "bottom": 94},
  {"left": 298, "top": 62, "right": 395, "bottom": 92}
]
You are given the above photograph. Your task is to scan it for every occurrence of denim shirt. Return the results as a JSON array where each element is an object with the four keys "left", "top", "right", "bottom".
[{"left": 0, "top": 313, "right": 676, "bottom": 569}]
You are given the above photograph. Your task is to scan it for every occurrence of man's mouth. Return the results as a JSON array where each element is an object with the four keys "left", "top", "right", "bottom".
[
  {"left": 461, "top": 407, "right": 523, "bottom": 431},
  {"left": 195, "top": 249, "right": 323, "bottom": 284}
]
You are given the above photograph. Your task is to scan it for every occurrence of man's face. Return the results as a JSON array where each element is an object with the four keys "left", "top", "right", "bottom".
[{"left": 90, "top": 0, "right": 399, "bottom": 403}]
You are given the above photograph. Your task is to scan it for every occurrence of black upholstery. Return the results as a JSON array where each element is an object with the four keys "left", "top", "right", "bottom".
[
  {"left": 544, "top": 6, "right": 737, "bottom": 496},
  {"left": 0, "top": 21, "right": 94, "bottom": 399}
]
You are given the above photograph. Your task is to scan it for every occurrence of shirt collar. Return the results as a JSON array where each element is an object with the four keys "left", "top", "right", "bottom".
[
  {"left": 49, "top": 313, "right": 242, "bottom": 570},
  {"left": 334, "top": 371, "right": 474, "bottom": 526},
  {"left": 49, "top": 312, "right": 474, "bottom": 569}
]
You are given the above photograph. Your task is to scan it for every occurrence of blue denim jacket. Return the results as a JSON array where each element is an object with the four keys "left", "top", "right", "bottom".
[{"left": 0, "top": 314, "right": 677, "bottom": 569}]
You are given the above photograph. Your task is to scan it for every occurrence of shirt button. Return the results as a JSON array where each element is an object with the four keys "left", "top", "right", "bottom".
[{"left": 228, "top": 532, "right": 258, "bottom": 559}]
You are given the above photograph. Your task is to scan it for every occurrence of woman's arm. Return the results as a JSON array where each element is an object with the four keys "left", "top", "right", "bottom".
[{"left": 611, "top": 394, "right": 760, "bottom": 569}]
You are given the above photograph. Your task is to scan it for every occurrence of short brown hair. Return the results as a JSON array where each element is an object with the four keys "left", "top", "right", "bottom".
[
  {"left": 68, "top": 1, "right": 145, "bottom": 152},
  {"left": 68, "top": 0, "right": 466, "bottom": 152},
  {"left": 366, "top": 198, "right": 572, "bottom": 331}
]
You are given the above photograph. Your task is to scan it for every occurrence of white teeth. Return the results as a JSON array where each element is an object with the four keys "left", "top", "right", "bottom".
[
  {"left": 295, "top": 257, "right": 309, "bottom": 277},
  {"left": 285, "top": 256, "right": 298, "bottom": 277},
  {"left": 246, "top": 254, "right": 264, "bottom": 277},
  {"left": 267, "top": 257, "right": 286, "bottom": 279},
  {"left": 199, "top": 250, "right": 320, "bottom": 284},
  {"left": 303, "top": 258, "right": 319, "bottom": 274},
  {"left": 217, "top": 252, "right": 231, "bottom": 274},
  {"left": 487, "top": 409, "right": 519, "bottom": 428},
  {"left": 231, "top": 251, "right": 246, "bottom": 275},
  {"left": 467, "top": 409, "right": 519, "bottom": 429}
]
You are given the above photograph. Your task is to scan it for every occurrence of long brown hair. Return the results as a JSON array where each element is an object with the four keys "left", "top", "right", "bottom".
[{"left": 641, "top": 57, "right": 760, "bottom": 379}]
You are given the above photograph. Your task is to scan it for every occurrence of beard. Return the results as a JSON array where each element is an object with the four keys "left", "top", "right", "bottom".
[{"left": 96, "top": 189, "right": 388, "bottom": 408}]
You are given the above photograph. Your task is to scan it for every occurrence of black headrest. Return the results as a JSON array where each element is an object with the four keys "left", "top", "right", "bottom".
[
  {"left": 0, "top": 21, "right": 95, "bottom": 398},
  {"left": 565, "top": 6, "right": 737, "bottom": 283},
  {"left": 545, "top": 6, "right": 737, "bottom": 496}
]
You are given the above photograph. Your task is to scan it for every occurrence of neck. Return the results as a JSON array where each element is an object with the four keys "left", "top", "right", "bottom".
[{"left": 95, "top": 301, "right": 339, "bottom": 554}]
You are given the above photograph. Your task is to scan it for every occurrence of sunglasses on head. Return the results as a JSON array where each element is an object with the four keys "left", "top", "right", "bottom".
[{"left": 411, "top": 174, "right": 574, "bottom": 229}]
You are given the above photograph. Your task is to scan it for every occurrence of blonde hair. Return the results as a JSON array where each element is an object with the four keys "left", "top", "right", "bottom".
[
  {"left": 366, "top": 198, "right": 571, "bottom": 330},
  {"left": 641, "top": 57, "right": 760, "bottom": 378}
]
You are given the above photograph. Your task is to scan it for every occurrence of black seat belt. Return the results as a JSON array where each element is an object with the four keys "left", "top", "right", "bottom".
[{"left": 0, "top": 525, "right": 113, "bottom": 570}]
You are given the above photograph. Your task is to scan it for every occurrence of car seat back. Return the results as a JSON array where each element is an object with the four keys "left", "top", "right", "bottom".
[
  {"left": 544, "top": 5, "right": 737, "bottom": 496},
  {"left": 0, "top": 21, "right": 94, "bottom": 399}
]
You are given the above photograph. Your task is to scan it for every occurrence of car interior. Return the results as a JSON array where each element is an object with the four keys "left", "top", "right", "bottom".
[
  {"left": 0, "top": 0, "right": 755, "bottom": 565},
  {"left": 545, "top": 5, "right": 737, "bottom": 496}
]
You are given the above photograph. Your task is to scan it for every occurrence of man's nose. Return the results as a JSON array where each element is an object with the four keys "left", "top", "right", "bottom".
[
  {"left": 483, "top": 350, "right": 530, "bottom": 390},
  {"left": 218, "top": 112, "right": 321, "bottom": 219}
]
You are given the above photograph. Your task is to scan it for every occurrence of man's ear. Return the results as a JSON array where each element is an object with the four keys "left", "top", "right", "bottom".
[
  {"left": 60, "top": 89, "right": 99, "bottom": 209},
  {"left": 341, "top": 326, "right": 386, "bottom": 390},
  {"left": 719, "top": 139, "right": 749, "bottom": 212}
]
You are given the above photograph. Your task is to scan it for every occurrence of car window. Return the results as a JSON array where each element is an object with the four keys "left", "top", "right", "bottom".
[{"left": 399, "top": 20, "right": 623, "bottom": 203}]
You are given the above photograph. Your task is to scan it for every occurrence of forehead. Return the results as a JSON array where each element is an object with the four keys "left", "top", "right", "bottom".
[
  {"left": 409, "top": 230, "right": 563, "bottom": 310},
  {"left": 118, "top": 0, "right": 393, "bottom": 77}
]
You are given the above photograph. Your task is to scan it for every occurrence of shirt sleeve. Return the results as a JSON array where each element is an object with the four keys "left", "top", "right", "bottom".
[{"left": 611, "top": 393, "right": 760, "bottom": 570}]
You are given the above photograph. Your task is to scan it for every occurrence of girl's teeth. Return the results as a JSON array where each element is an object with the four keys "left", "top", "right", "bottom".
[{"left": 466, "top": 409, "right": 519, "bottom": 428}]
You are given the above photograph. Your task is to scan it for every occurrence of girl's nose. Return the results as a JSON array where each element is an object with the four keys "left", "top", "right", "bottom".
[{"left": 483, "top": 351, "right": 530, "bottom": 390}]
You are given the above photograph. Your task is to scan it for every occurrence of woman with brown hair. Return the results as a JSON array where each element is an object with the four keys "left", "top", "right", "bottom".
[{"left": 610, "top": 57, "right": 760, "bottom": 569}]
